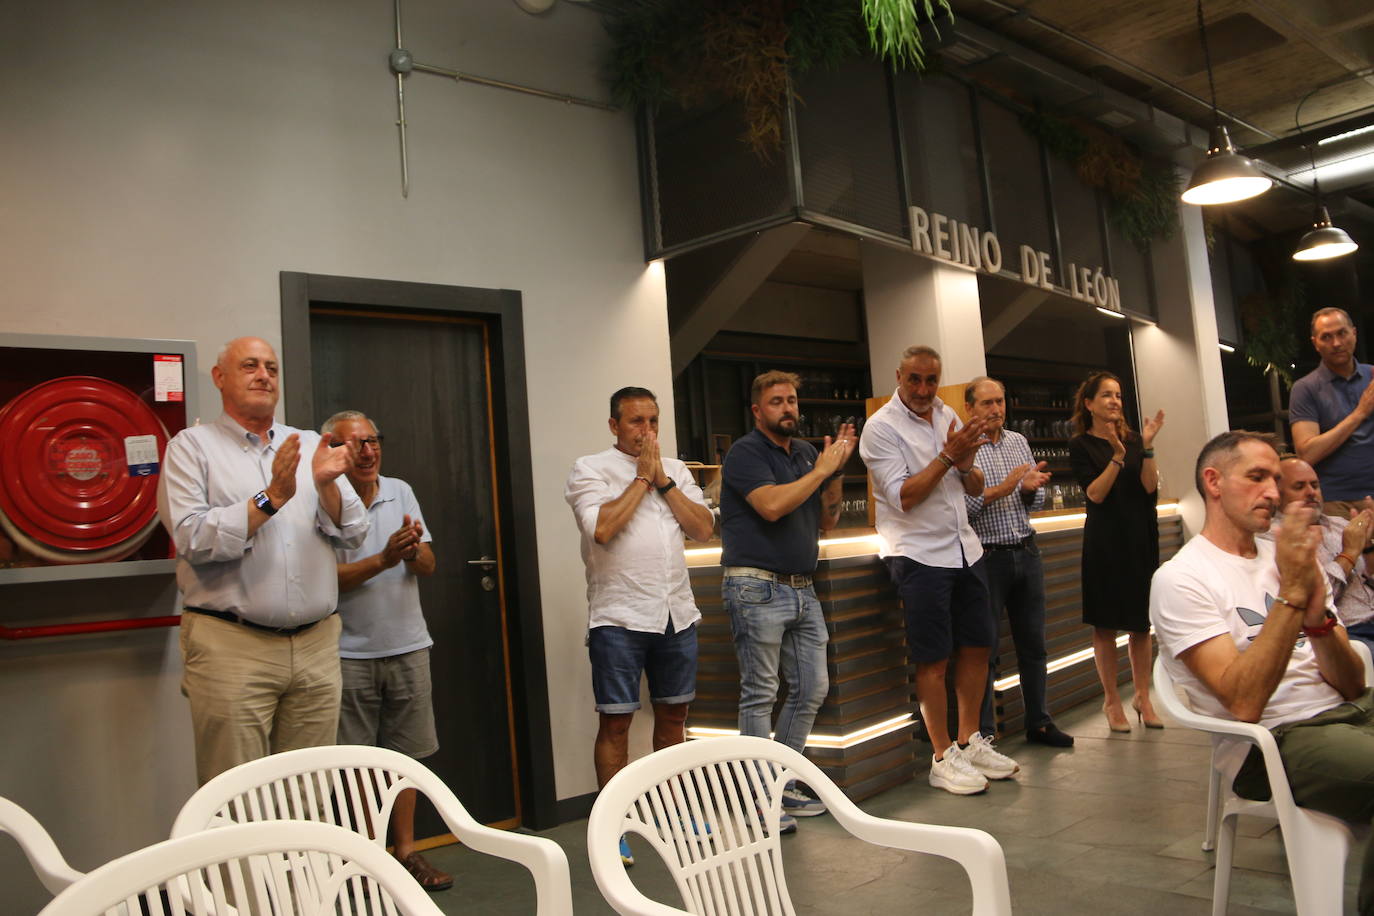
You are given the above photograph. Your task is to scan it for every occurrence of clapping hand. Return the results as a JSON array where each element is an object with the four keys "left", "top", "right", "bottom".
[
  {"left": 1142, "top": 409, "right": 1165, "bottom": 448},
  {"left": 313, "top": 432, "right": 355, "bottom": 487},
  {"left": 267, "top": 433, "right": 301, "bottom": 506},
  {"left": 816, "top": 423, "right": 857, "bottom": 477},
  {"left": 1274, "top": 501, "right": 1326, "bottom": 620},
  {"left": 944, "top": 417, "right": 990, "bottom": 471},
  {"left": 1020, "top": 460, "right": 1052, "bottom": 492},
  {"left": 381, "top": 514, "right": 424, "bottom": 567},
  {"left": 1344, "top": 507, "right": 1374, "bottom": 557}
]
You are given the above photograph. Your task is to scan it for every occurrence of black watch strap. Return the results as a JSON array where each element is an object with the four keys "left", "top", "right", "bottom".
[
  {"left": 656, "top": 479, "right": 677, "bottom": 495},
  {"left": 253, "top": 490, "right": 278, "bottom": 516}
]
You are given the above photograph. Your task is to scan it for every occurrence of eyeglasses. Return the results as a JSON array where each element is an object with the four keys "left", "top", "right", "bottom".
[{"left": 357, "top": 436, "right": 384, "bottom": 449}]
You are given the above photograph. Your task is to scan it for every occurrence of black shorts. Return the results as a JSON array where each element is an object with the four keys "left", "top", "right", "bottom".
[{"left": 885, "top": 555, "right": 996, "bottom": 664}]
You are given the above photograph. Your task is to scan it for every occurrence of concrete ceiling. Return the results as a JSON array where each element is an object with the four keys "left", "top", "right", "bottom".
[{"left": 941, "top": 0, "right": 1374, "bottom": 228}]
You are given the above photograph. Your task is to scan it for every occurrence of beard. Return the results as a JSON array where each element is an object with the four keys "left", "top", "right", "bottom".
[{"left": 763, "top": 414, "right": 798, "bottom": 438}]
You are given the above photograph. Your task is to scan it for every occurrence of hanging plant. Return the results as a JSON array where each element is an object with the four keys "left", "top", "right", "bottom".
[
  {"left": 1022, "top": 109, "right": 1179, "bottom": 251},
  {"left": 862, "top": 0, "right": 952, "bottom": 70},
  {"left": 588, "top": 0, "right": 947, "bottom": 159}
]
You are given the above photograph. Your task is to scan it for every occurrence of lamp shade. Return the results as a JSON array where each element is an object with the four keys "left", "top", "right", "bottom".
[
  {"left": 1293, "top": 207, "right": 1359, "bottom": 261},
  {"left": 1181, "top": 125, "right": 1272, "bottom": 205}
]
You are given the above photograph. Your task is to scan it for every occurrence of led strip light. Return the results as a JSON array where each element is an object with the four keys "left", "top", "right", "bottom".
[{"left": 687, "top": 713, "right": 916, "bottom": 750}]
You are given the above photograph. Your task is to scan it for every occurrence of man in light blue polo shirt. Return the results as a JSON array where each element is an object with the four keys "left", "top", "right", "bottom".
[
  {"left": 325, "top": 410, "right": 449, "bottom": 893},
  {"left": 1291, "top": 307, "right": 1374, "bottom": 515}
]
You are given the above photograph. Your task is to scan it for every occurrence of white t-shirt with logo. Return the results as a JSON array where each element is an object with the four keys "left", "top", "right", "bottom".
[{"left": 1150, "top": 534, "right": 1343, "bottom": 730}]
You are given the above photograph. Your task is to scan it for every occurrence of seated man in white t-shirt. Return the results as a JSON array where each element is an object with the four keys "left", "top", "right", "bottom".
[{"left": 1150, "top": 430, "right": 1374, "bottom": 914}]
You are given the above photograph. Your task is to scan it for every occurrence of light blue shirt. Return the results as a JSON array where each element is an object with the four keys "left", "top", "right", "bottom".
[
  {"left": 335, "top": 475, "right": 434, "bottom": 658},
  {"left": 158, "top": 413, "right": 369, "bottom": 627},
  {"left": 859, "top": 391, "right": 983, "bottom": 568}
]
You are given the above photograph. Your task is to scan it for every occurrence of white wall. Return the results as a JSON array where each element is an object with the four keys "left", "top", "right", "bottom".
[
  {"left": 1131, "top": 194, "right": 1231, "bottom": 534},
  {"left": 0, "top": 1, "right": 662, "bottom": 907}
]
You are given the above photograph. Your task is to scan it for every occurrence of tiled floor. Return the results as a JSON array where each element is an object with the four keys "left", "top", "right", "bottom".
[{"left": 419, "top": 694, "right": 1364, "bottom": 914}]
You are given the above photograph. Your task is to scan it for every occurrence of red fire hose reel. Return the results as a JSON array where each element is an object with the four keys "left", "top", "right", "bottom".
[{"left": 0, "top": 376, "right": 169, "bottom": 564}]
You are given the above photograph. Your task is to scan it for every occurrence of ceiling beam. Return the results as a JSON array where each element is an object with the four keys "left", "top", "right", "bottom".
[
  {"left": 982, "top": 287, "right": 1051, "bottom": 350},
  {"left": 669, "top": 222, "right": 814, "bottom": 376}
]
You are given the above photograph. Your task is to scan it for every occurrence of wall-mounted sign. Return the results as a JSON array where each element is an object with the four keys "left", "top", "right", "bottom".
[{"left": 909, "top": 205, "right": 1123, "bottom": 312}]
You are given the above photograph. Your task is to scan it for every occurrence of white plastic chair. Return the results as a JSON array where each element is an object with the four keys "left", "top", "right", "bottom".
[
  {"left": 0, "top": 796, "right": 83, "bottom": 895},
  {"left": 1195, "top": 639, "right": 1374, "bottom": 855},
  {"left": 587, "top": 736, "right": 1013, "bottom": 916},
  {"left": 38, "top": 820, "right": 445, "bottom": 916},
  {"left": 1154, "top": 654, "right": 1363, "bottom": 916},
  {"left": 171, "top": 744, "right": 572, "bottom": 916}
]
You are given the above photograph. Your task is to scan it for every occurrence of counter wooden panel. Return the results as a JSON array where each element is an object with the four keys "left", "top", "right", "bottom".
[{"left": 688, "top": 514, "right": 1184, "bottom": 800}]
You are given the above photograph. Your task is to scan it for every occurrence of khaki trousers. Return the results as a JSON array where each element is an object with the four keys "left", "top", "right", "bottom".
[{"left": 180, "top": 612, "right": 342, "bottom": 785}]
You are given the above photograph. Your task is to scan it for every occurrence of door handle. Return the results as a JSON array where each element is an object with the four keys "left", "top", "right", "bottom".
[{"left": 467, "top": 556, "right": 497, "bottom": 568}]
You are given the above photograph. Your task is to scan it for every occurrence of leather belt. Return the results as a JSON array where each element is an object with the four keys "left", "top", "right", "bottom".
[
  {"left": 723, "top": 566, "right": 814, "bottom": 588},
  {"left": 184, "top": 606, "right": 334, "bottom": 636},
  {"left": 983, "top": 534, "right": 1035, "bottom": 552}
]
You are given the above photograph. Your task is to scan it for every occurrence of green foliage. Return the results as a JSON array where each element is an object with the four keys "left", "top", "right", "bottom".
[
  {"left": 861, "top": 0, "right": 952, "bottom": 70},
  {"left": 1241, "top": 273, "right": 1306, "bottom": 388},
  {"left": 587, "top": 0, "right": 948, "bottom": 159},
  {"left": 1107, "top": 162, "right": 1180, "bottom": 253},
  {"left": 1022, "top": 109, "right": 1179, "bottom": 250}
]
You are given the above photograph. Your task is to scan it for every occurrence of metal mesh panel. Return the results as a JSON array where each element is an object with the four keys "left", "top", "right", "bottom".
[
  {"left": 898, "top": 73, "right": 985, "bottom": 228},
  {"left": 652, "top": 99, "right": 793, "bottom": 252},
  {"left": 1049, "top": 156, "right": 1105, "bottom": 277},
  {"left": 1105, "top": 218, "right": 1155, "bottom": 318},
  {"left": 979, "top": 99, "right": 1054, "bottom": 259},
  {"left": 793, "top": 60, "right": 905, "bottom": 237}
]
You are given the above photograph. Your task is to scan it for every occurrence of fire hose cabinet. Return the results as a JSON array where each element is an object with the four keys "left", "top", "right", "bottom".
[{"left": 0, "top": 333, "right": 197, "bottom": 584}]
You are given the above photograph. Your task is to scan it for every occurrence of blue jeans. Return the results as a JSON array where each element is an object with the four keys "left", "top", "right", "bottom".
[
  {"left": 979, "top": 541, "right": 1051, "bottom": 735},
  {"left": 723, "top": 575, "right": 829, "bottom": 754}
]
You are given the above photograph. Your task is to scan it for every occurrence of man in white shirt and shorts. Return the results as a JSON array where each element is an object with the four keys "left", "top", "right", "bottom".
[
  {"left": 1151, "top": 430, "right": 1374, "bottom": 914},
  {"left": 565, "top": 387, "right": 715, "bottom": 865}
]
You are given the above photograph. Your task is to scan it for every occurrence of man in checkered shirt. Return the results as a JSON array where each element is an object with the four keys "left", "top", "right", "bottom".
[{"left": 965, "top": 377, "right": 1074, "bottom": 748}]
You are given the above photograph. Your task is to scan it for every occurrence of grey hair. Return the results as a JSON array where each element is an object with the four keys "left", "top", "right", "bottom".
[
  {"left": 321, "top": 410, "right": 379, "bottom": 437},
  {"left": 900, "top": 345, "right": 941, "bottom": 365},
  {"left": 964, "top": 376, "right": 1004, "bottom": 406},
  {"left": 1311, "top": 307, "right": 1354, "bottom": 336}
]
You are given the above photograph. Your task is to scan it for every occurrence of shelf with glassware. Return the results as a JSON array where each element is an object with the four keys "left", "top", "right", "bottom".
[{"left": 676, "top": 342, "right": 874, "bottom": 530}]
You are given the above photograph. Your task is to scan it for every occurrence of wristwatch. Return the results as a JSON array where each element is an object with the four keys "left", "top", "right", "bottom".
[
  {"left": 656, "top": 479, "right": 677, "bottom": 495},
  {"left": 252, "top": 490, "right": 278, "bottom": 516}
]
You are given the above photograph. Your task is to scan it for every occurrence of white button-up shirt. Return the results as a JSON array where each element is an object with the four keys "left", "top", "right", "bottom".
[
  {"left": 565, "top": 447, "right": 709, "bottom": 633},
  {"left": 859, "top": 391, "right": 983, "bottom": 568},
  {"left": 158, "top": 414, "right": 369, "bottom": 627}
]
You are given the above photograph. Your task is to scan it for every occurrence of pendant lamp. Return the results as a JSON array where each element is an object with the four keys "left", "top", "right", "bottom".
[
  {"left": 1180, "top": 0, "right": 1272, "bottom": 206},
  {"left": 1292, "top": 209, "right": 1358, "bottom": 260}
]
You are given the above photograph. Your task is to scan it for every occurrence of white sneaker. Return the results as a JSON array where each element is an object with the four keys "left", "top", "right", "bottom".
[
  {"left": 962, "top": 733, "right": 1019, "bottom": 779},
  {"left": 929, "top": 743, "right": 989, "bottom": 795}
]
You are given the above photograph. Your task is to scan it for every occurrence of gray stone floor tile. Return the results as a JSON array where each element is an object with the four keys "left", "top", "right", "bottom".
[{"left": 409, "top": 693, "right": 1346, "bottom": 914}]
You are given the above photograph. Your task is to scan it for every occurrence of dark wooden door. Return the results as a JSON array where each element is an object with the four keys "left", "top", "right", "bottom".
[{"left": 310, "top": 308, "right": 520, "bottom": 830}]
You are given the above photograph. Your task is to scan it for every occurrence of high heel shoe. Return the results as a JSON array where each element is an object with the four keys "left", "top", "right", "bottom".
[
  {"left": 1132, "top": 697, "right": 1164, "bottom": 729},
  {"left": 1103, "top": 702, "right": 1131, "bottom": 733}
]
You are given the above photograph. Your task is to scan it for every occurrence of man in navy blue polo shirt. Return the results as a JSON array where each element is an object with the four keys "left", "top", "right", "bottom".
[
  {"left": 1292, "top": 308, "right": 1374, "bottom": 516},
  {"left": 720, "top": 370, "right": 855, "bottom": 831}
]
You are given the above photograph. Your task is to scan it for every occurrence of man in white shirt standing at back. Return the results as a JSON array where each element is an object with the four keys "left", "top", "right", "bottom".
[
  {"left": 565, "top": 387, "right": 715, "bottom": 865},
  {"left": 860, "top": 346, "right": 1019, "bottom": 795}
]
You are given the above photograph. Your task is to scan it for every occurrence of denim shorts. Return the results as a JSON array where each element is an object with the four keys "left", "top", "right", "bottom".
[
  {"left": 886, "top": 555, "right": 995, "bottom": 663},
  {"left": 587, "top": 621, "right": 697, "bottom": 714}
]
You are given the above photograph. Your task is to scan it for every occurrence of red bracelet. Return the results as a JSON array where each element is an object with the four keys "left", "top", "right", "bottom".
[
  {"left": 635, "top": 475, "right": 652, "bottom": 491},
  {"left": 1302, "top": 611, "right": 1339, "bottom": 638}
]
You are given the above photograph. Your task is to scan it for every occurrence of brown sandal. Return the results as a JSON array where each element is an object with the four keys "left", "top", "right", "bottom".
[{"left": 395, "top": 851, "right": 453, "bottom": 892}]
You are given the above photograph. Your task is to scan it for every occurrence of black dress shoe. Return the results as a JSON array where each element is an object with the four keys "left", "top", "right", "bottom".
[{"left": 1025, "top": 722, "right": 1075, "bottom": 747}]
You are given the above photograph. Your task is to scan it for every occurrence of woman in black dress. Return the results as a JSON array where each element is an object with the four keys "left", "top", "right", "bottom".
[{"left": 1068, "top": 371, "right": 1165, "bottom": 732}]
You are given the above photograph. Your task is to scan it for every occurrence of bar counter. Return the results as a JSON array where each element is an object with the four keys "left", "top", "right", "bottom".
[{"left": 684, "top": 503, "right": 1184, "bottom": 800}]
